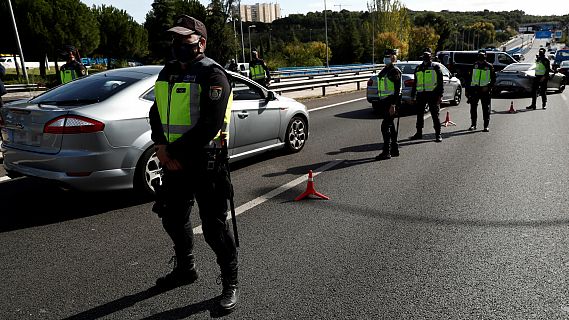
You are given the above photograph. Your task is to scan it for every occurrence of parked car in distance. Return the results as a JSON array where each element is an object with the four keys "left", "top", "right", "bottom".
[
  {"left": 493, "top": 62, "right": 566, "bottom": 95},
  {"left": 0, "top": 66, "right": 309, "bottom": 196},
  {"left": 367, "top": 61, "right": 462, "bottom": 113},
  {"left": 436, "top": 50, "right": 517, "bottom": 85},
  {"left": 512, "top": 53, "right": 524, "bottom": 62},
  {"left": 557, "top": 60, "right": 569, "bottom": 77},
  {"left": 225, "top": 62, "right": 250, "bottom": 78},
  {"left": 553, "top": 49, "right": 569, "bottom": 69}
]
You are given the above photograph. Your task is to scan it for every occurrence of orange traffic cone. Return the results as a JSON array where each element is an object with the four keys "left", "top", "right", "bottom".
[
  {"left": 294, "top": 170, "right": 330, "bottom": 201},
  {"left": 441, "top": 111, "right": 456, "bottom": 127},
  {"left": 508, "top": 101, "right": 517, "bottom": 113}
]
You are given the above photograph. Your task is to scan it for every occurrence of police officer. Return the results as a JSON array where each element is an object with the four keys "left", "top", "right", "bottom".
[
  {"left": 228, "top": 59, "right": 238, "bottom": 72},
  {"left": 148, "top": 15, "right": 239, "bottom": 310},
  {"left": 467, "top": 50, "right": 496, "bottom": 132},
  {"left": 249, "top": 49, "right": 271, "bottom": 87},
  {"left": 410, "top": 47, "right": 444, "bottom": 142},
  {"left": 375, "top": 49, "right": 402, "bottom": 161},
  {"left": 527, "top": 47, "right": 551, "bottom": 110},
  {"left": 59, "top": 45, "right": 86, "bottom": 84}
]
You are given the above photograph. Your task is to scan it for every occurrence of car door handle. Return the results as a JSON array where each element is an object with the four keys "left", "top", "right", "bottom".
[{"left": 238, "top": 112, "right": 249, "bottom": 119}]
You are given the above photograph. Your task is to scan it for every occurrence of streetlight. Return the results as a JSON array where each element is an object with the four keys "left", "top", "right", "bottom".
[
  {"left": 324, "top": 0, "right": 329, "bottom": 69},
  {"left": 7, "top": 0, "right": 28, "bottom": 84},
  {"left": 238, "top": 0, "right": 245, "bottom": 63},
  {"left": 248, "top": 24, "right": 256, "bottom": 61}
]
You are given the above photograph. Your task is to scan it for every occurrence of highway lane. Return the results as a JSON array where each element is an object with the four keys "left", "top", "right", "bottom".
[{"left": 1, "top": 73, "right": 569, "bottom": 318}]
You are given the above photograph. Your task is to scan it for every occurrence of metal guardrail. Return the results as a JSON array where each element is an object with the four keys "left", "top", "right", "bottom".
[
  {"left": 5, "top": 83, "right": 46, "bottom": 93},
  {"left": 5, "top": 65, "right": 384, "bottom": 98}
]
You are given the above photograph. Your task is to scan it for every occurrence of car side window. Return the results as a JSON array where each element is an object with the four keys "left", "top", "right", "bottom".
[
  {"left": 439, "top": 64, "right": 451, "bottom": 77},
  {"left": 498, "top": 54, "right": 514, "bottom": 64},
  {"left": 231, "top": 77, "right": 263, "bottom": 101},
  {"left": 142, "top": 88, "right": 155, "bottom": 102}
]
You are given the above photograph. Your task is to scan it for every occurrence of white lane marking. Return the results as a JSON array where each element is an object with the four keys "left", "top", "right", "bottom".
[
  {"left": 0, "top": 176, "right": 11, "bottom": 183},
  {"left": 308, "top": 97, "right": 366, "bottom": 113},
  {"left": 193, "top": 159, "right": 344, "bottom": 234}
]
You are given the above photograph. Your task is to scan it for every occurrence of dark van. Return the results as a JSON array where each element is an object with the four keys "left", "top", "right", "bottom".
[{"left": 436, "top": 50, "right": 517, "bottom": 84}]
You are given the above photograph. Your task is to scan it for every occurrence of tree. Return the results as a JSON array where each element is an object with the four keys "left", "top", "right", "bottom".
[
  {"left": 94, "top": 5, "right": 148, "bottom": 68},
  {"left": 408, "top": 26, "right": 440, "bottom": 60},
  {"left": 205, "top": 0, "right": 239, "bottom": 65},
  {"left": 370, "top": 0, "right": 411, "bottom": 59}
]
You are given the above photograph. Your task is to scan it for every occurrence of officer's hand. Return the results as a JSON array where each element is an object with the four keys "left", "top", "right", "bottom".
[
  {"left": 389, "top": 104, "right": 396, "bottom": 116},
  {"left": 166, "top": 159, "right": 183, "bottom": 171},
  {"left": 155, "top": 145, "right": 178, "bottom": 170}
]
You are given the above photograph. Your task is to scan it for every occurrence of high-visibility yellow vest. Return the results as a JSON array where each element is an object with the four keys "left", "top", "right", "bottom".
[
  {"left": 535, "top": 61, "right": 546, "bottom": 76},
  {"left": 249, "top": 64, "right": 265, "bottom": 80},
  {"left": 378, "top": 76, "right": 395, "bottom": 99},
  {"left": 60, "top": 69, "right": 77, "bottom": 84},
  {"left": 416, "top": 68, "right": 437, "bottom": 92},
  {"left": 471, "top": 68, "right": 491, "bottom": 86},
  {"left": 155, "top": 78, "right": 233, "bottom": 146}
]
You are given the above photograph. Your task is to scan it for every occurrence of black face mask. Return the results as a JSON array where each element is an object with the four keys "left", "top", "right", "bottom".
[
  {"left": 422, "top": 54, "right": 431, "bottom": 63},
  {"left": 172, "top": 40, "right": 200, "bottom": 62},
  {"left": 478, "top": 54, "right": 485, "bottom": 61}
]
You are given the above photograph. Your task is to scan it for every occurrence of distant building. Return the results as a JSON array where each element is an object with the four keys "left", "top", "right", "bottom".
[{"left": 235, "top": 3, "right": 281, "bottom": 23}]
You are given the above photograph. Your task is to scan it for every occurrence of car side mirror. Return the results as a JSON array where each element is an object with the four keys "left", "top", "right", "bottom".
[{"left": 265, "top": 91, "right": 276, "bottom": 102}]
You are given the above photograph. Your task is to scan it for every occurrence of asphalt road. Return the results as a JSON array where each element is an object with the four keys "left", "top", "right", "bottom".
[{"left": 2, "top": 45, "right": 569, "bottom": 319}]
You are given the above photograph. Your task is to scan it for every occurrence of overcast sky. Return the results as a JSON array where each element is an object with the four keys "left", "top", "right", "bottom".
[{"left": 80, "top": 0, "right": 569, "bottom": 24}]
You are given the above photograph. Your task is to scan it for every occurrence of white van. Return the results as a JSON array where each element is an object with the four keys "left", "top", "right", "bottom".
[{"left": 0, "top": 57, "right": 19, "bottom": 69}]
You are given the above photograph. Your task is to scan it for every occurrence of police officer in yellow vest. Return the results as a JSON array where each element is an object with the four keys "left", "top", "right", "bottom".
[
  {"left": 249, "top": 49, "right": 271, "bottom": 87},
  {"left": 527, "top": 47, "right": 551, "bottom": 110},
  {"left": 59, "top": 45, "right": 86, "bottom": 84},
  {"left": 148, "top": 15, "right": 238, "bottom": 311},
  {"left": 375, "top": 49, "right": 402, "bottom": 161},
  {"left": 467, "top": 50, "right": 496, "bottom": 132},
  {"left": 411, "top": 47, "right": 444, "bottom": 142}
]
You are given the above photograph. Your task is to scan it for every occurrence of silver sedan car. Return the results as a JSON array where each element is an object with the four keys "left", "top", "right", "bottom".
[
  {"left": 493, "top": 62, "right": 566, "bottom": 94},
  {"left": 0, "top": 66, "right": 309, "bottom": 195},
  {"left": 367, "top": 61, "right": 462, "bottom": 113}
]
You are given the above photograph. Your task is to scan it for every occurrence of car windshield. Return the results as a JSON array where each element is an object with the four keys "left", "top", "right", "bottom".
[
  {"left": 503, "top": 64, "right": 532, "bottom": 71},
  {"left": 31, "top": 72, "right": 143, "bottom": 107},
  {"left": 395, "top": 63, "right": 420, "bottom": 74},
  {"left": 555, "top": 50, "right": 569, "bottom": 58},
  {"left": 561, "top": 61, "right": 569, "bottom": 67}
]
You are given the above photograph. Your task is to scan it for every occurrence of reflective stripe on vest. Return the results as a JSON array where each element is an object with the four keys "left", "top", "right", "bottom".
[
  {"left": 250, "top": 64, "right": 265, "bottom": 80},
  {"left": 416, "top": 69, "right": 437, "bottom": 92},
  {"left": 471, "top": 68, "right": 491, "bottom": 86},
  {"left": 535, "top": 61, "right": 546, "bottom": 76},
  {"left": 377, "top": 76, "right": 395, "bottom": 99},
  {"left": 155, "top": 81, "right": 202, "bottom": 143},
  {"left": 60, "top": 70, "right": 77, "bottom": 84},
  {"left": 155, "top": 80, "right": 233, "bottom": 146}
]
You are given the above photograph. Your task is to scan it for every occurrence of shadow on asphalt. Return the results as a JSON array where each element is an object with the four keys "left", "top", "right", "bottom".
[
  {"left": 0, "top": 177, "right": 152, "bottom": 233},
  {"left": 61, "top": 286, "right": 227, "bottom": 320},
  {"left": 334, "top": 106, "right": 418, "bottom": 120}
]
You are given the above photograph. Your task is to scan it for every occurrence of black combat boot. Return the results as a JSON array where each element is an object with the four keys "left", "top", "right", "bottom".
[
  {"left": 156, "top": 254, "right": 198, "bottom": 289},
  {"left": 219, "top": 273, "right": 238, "bottom": 310},
  {"left": 410, "top": 130, "right": 422, "bottom": 140},
  {"left": 375, "top": 151, "right": 391, "bottom": 161},
  {"left": 390, "top": 144, "right": 400, "bottom": 157}
]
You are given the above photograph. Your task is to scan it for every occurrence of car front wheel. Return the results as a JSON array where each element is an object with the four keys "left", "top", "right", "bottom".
[
  {"left": 449, "top": 87, "right": 461, "bottom": 106},
  {"left": 285, "top": 116, "right": 307, "bottom": 153},
  {"left": 558, "top": 78, "right": 566, "bottom": 93},
  {"left": 134, "top": 147, "right": 162, "bottom": 197}
]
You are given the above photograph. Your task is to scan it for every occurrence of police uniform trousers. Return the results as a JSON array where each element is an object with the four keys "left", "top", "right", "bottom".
[
  {"left": 531, "top": 76, "right": 547, "bottom": 107},
  {"left": 158, "top": 152, "right": 238, "bottom": 279},
  {"left": 379, "top": 99, "right": 399, "bottom": 153},
  {"left": 469, "top": 86, "right": 491, "bottom": 128},
  {"left": 415, "top": 92, "right": 441, "bottom": 135}
]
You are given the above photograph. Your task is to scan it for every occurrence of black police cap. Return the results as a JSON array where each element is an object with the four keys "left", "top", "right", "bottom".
[
  {"left": 384, "top": 49, "right": 397, "bottom": 56},
  {"left": 423, "top": 47, "right": 432, "bottom": 54},
  {"left": 168, "top": 15, "right": 208, "bottom": 39}
]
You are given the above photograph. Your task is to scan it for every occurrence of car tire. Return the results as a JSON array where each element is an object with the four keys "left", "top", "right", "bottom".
[
  {"left": 285, "top": 116, "right": 308, "bottom": 153},
  {"left": 449, "top": 86, "right": 461, "bottom": 106},
  {"left": 558, "top": 79, "right": 566, "bottom": 93},
  {"left": 133, "top": 146, "right": 162, "bottom": 197},
  {"left": 372, "top": 102, "right": 381, "bottom": 113}
]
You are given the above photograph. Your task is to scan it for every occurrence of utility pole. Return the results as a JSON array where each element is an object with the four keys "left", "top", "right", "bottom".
[
  {"left": 7, "top": 0, "right": 28, "bottom": 84},
  {"left": 371, "top": 1, "right": 375, "bottom": 66},
  {"left": 334, "top": 4, "right": 351, "bottom": 10},
  {"left": 324, "top": 0, "right": 329, "bottom": 69},
  {"left": 239, "top": 0, "right": 246, "bottom": 63}
]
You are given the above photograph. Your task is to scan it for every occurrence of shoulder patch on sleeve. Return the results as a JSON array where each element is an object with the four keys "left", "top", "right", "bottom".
[{"left": 209, "top": 86, "right": 223, "bottom": 100}]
